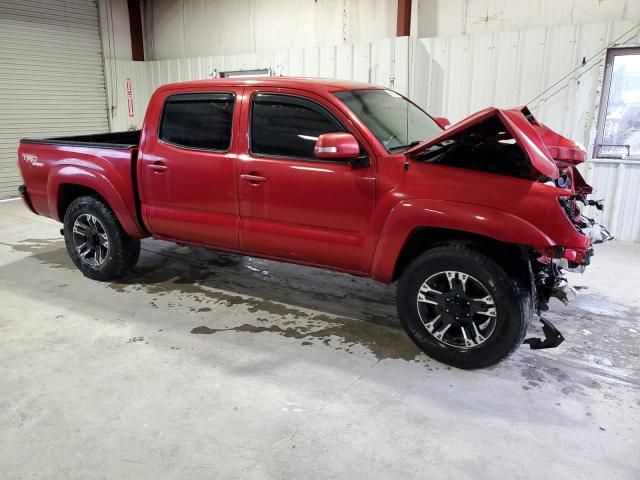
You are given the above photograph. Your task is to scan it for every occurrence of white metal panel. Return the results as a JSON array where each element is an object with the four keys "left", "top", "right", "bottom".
[
  {"left": 393, "top": 36, "right": 410, "bottom": 95},
  {"left": 467, "top": 32, "right": 496, "bottom": 113},
  {"left": 335, "top": 45, "right": 353, "bottom": 80},
  {"left": 370, "top": 37, "right": 393, "bottom": 89},
  {"left": 0, "top": 0, "right": 109, "bottom": 198},
  {"left": 105, "top": 37, "right": 410, "bottom": 133},
  {"left": 288, "top": 48, "right": 305, "bottom": 76},
  {"left": 319, "top": 46, "right": 337, "bottom": 79},
  {"left": 303, "top": 47, "right": 320, "bottom": 77},
  {"left": 351, "top": 43, "right": 371, "bottom": 83},
  {"left": 493, "top": 30, "right": 520, "bottom": 107},
  {"left": 583, "top": 161, "right": 640, "bottom": 242}
]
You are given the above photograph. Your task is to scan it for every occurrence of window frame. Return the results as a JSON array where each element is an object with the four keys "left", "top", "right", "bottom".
[
  {"left": 248, "top": 92, "right": 352, "bottom": 163},
  {"left": 593, "top": 46, "right": 640, "bottom": 160},
  {"left": 157, "top": 91, "right": 236, "bottom": 153}
]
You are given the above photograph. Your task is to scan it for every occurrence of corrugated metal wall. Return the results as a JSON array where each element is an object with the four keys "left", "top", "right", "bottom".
[
  {"left": 412, "top": 21, "right": 640, "bottom": 147},
  {"left": 104, "top": 20, "right": 640, "bottom": 241},
  {"left": 104, "top": 37, "right": 413, "bottom": 132},
  {"left": 584, "top": 160, "right": 640, "bottom": 242},
  {"left": 0, "top": 0, "right": 109, "bottom": 198}
]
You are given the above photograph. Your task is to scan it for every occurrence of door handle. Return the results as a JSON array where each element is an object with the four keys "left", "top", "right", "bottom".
[
  {"left": 241, "top": 174, "right": 267, "bottom": 184},
  {"left": 148, "top": 162, "right": 168, "bottom": 173}
]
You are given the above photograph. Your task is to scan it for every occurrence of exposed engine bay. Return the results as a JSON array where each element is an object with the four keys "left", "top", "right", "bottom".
[{"left": 414, "top": 115, "right": 532, "bottom": 179}]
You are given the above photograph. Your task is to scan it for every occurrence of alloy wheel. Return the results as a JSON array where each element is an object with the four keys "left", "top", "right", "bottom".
[
  {"left": 72, "top": 213, "right": 110, "bottom": 267},
  {"left": 416, "top": 270, "right": 497, "bottom": 349}
]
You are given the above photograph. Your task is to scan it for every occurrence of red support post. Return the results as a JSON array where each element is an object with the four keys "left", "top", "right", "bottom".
[
  {"left": 127, "top": 0, "right": 144, "bottom": 61},
  {"left": 396, "top": 0, "right": 412, "bottom": 36}
]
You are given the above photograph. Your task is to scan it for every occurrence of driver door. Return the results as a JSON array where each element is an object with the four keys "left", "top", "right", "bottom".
[{"left": 237, "top": 89, "right": 376, "bottom": 272}]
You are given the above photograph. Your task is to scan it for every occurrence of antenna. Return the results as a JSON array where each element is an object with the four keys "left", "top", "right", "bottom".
[{"left": 404, "top": 38, "right": 411, "bottom": 171}]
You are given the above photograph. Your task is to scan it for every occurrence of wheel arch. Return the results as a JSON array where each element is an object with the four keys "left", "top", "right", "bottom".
[
  {"left": 391, "top": 227, "right": 533, "bottom": 287},
  {"left": 371, "top": 199, "right": 549, "bottom": 284},
  {"left": 49, "top": 167, "right": 145, "bottom": 238},
  {"left": 57, "top": 184, "right": 108, "bottom": 220}
]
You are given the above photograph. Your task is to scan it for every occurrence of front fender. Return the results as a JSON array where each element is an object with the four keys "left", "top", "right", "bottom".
[
  {"left": 371, "top": 199, "right": 554, "bottom": 283},
  {"left": 48, "top": 165, "right": 144, "bottom": 237}
]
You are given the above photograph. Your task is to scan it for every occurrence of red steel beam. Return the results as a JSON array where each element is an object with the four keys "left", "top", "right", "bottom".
[
  {"left": 396, "top": 0, "right": 412, "bottom": 36},
  {"left": 127, "top": 0, "right": 144, "bottom": 61}
]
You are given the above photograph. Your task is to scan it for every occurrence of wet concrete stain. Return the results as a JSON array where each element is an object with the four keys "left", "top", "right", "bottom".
[
  {"left": 0, "top": 238, "right": 62, "bottom": 253},
  {"left": 5, "top": 237, "right": 415, "bottom": 361},
  {"left": 1, "top": 238, "right": 75, "bottom": 271},
  {"left": 516, "top": 353, "right": 633, "bottom": 397},
  {"left": 191, "top": 326, "right": 216, "bottom": 334},
  {"left": 190, "top": 319, "right": 421, "bottom": 361},
  {"left": 5, "top": 237, "right": 640, "bottom": 394}
]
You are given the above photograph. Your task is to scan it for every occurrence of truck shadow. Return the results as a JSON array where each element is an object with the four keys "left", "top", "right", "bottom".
[
  {"left": 5, "top": 237, "right": 397, "bottom": 329},
  {"left": 112, "top": 239, "right": 400, "bottom": 329}
]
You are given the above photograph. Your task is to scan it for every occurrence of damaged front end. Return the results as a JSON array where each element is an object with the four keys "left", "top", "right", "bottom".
[
  {"left": 534, "top": 156, "right": 613, "bottom": 312},
  {"left": 527, "top": 161, "right": 613, "bottom": 349},
  {"left": 533, "top": 193, "right": 613, "bottom": 312},
  {"left": 408, "top": 105, "right": 614, "bottom": 349}
]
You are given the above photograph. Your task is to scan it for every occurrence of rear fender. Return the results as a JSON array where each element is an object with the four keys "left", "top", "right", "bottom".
[
  {"left": 371, "top": 199, "right": 554, "bottom": 283},
  {"left": 48, "top": 165, "right": 144, "bottom": 237}
]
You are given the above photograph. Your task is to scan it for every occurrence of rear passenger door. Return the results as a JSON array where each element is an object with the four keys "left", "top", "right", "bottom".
[
  {"left": 237, "top": 89, "right": 376, "bottom": 272},
  {"left": 139, "top": 88, "right": 242, "bottom": 249}
]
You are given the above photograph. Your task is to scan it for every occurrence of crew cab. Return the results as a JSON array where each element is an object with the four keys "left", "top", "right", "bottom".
[{"left": 17, "top": 77, "right": 611, "bottom": 368}]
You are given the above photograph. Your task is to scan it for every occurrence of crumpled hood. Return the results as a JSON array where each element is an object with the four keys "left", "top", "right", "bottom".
[{"left": 408, "top": 107, "right": 586, "bottom": 180}]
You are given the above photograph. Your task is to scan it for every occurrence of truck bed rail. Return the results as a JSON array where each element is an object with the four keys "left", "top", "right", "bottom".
[{"left": 21, "top": 130, "right": 141, "bottom": 149}]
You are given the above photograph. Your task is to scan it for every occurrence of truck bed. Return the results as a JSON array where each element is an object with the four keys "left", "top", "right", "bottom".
[
  {"left": 21, "top": 130, "right": 141, "bottom": 149},
  {"left": 18, "top": 130, "right": 144, "bottom": 237}
]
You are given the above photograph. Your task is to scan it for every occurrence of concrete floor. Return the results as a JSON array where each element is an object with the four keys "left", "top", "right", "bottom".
[{"left": 0, "top": 199, "right": 638, "bottom": 480}]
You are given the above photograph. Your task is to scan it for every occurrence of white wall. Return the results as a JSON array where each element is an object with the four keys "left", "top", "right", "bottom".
[
  {"left": 100, "top": 0, "right": 640, "bottom": 62},
  {"left": 99, "top": 0, "right": 132, "bottom": 60},
  {"left": 139, "top": 0, "right": 640, "bottom": 60},
  {"left": 142, "top": 0, "right": 397, "bottom": 60},
  {"left": 415, "top": 0, "right": 640, "bottom": 38}
]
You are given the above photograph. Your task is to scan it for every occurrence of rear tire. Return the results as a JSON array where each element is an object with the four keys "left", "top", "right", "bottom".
[
  {"left": 63, "top": 196, "right": 140, "bottom": 281},
  {"left": 396, "top": 244, "right": 530, "bottom": 369}
]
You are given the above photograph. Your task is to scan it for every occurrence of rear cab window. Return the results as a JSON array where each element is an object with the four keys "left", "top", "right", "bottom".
[
  {"left": 159, "top": 92, "right": 235, "bottom": 151},
  {"left": 250, "top": 93, "right": 346, "bottom": 160}
]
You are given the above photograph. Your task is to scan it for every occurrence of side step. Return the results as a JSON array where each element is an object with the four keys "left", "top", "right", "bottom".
[{"left": 524, "top": 318, "right": 564, "bottom": 350}]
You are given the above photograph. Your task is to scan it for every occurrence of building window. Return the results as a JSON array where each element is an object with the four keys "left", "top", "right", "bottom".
[{"left": 595, "top": 47, "right": 640, "bottom": 159}]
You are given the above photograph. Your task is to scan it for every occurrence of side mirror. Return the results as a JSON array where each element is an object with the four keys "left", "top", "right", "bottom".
[
  {"left": 314, "top": 132, "right": 360, "bottom": 160},
  {"left": 434, "top": 117, "right": 451, "bottom": 129}
]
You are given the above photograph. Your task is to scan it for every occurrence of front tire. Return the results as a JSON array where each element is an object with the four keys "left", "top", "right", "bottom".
[
  {"left": 397, "top": 245, "right": 530, "bottom": 369},
  {"left": 63, "top": 196, "right": 140, "bottom": 281}
]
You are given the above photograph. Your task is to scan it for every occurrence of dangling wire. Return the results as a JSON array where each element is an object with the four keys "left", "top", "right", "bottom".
[{"left": 527, "top": 22, "right": 640, "bottom": 109}]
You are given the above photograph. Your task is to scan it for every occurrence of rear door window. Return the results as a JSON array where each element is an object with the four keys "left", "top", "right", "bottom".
[
  {"left": 250, "top": 93, "right": 346, "bottom": 159},
  {"left": 159, "top": 92, "right": 235, "bottom": 151}
]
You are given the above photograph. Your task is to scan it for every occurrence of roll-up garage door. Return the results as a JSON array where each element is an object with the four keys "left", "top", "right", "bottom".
[{"left": 0, "top": 0, "right": 109, "bottom": 198}]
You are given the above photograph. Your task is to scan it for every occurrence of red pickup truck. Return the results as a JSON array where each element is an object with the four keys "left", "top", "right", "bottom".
[{"left": 17, "top": 77, "right": 611, "bottom": 368}]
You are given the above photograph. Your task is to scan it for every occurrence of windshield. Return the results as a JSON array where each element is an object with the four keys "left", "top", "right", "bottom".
[{"left": 334, "top": 89, "right": 442, "bottom": 152}]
